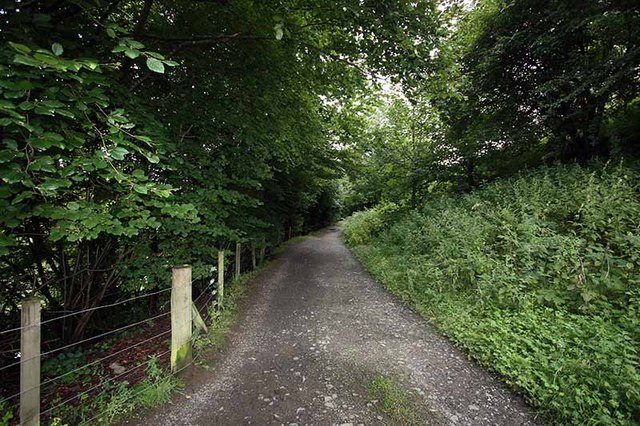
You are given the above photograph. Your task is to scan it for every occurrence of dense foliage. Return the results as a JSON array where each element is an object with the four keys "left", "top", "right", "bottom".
[
  {"left": 1, "top": 0, "right": 639, "bottom": 423},
  {"left": 0, "top": 0, "right": 441, "bottom": 343},
  {"left": 343, "top": 163, "right": 640, "bottom": 424},
  {"left": 339, "top": 1, "right": 640, "bottom": 424},
  {"left": 342, "top": 0, "right": 640, "bottom": 212}
]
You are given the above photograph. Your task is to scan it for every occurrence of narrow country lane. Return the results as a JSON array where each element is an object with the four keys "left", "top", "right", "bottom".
[{"left": 135, "top": 227, "right": 539, "bottom": 426}]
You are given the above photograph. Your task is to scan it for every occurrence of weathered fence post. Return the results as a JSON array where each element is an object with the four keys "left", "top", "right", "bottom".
[
  {"left": 251, "top": 244, "right": 257, "bottom": 270},
  {"left": 235, "top": 242, "right": 241, "bottom": 279},
  {"left": 259, "top": 239, "right": 266, "bottom": 265},
  {"left": 171, "top": 265, "right": 192, "bottom": 373},
  {"left": 217, "top": 250, "right": 225, "bottom": 308},
  {"left": 20, "top": 297, "right": 41, "bottom": 426}
]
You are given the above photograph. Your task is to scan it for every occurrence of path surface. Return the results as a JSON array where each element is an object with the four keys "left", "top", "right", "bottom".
[{"left": 137, "top": 228, "right": 539, "bottom": 425}]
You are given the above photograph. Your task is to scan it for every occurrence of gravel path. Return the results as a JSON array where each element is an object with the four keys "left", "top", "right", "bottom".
[{"left": 136, "top": 227, "right": 540, "bottom": 425}]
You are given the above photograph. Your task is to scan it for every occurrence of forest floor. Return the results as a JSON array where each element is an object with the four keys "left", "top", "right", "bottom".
[{"left": 130, "top": 227, "right": 540, "bottom": 425}]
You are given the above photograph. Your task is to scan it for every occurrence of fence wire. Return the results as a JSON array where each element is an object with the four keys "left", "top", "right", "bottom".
[
  {"left": 4, "top": 329, "right": 172, "bottom": 404},
  {"left": 2, "top": 270, "right": 223, "bottom": 426},
  {"left": 0, "top": 286, "right": 171, "bottom": 336},
  {"left": 42, "top": 299, "right": 212, "bottom": 424},
  {"left": 76, "top": 332, "right": 203, "bottom": 426},
  {"left": 0, "top": 311, "right": 171, "bottom": 374},
  {"left": 40, "top": 287, "right": 171, "bottom": 326},
  {"left": 39, "top": 347, "right": 173, "bottom": 420}
]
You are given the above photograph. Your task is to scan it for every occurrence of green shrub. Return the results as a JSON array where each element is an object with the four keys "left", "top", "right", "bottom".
[
  {"left": 343, "top": 162, "right": 640, "bottom": 425},
  {"left": 341, "top": 202, "right": 401, "bottom": 246}
]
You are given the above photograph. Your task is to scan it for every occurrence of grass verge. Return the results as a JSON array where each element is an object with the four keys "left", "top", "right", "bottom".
[
  {"left": 192, "top": 266, "right": 264, "bottom": 358},
  {"left": 343, "top": 163, "right": 640, "bottom": 425}
]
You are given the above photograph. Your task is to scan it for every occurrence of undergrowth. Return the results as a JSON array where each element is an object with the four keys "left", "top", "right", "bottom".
[
  {"left": 343, "top": 162, "right": 640, "bottom": 425},
  {"left": 46, "top": 356, "right": 180, "bottom": 425},
  {"left": 192, "top": 267, "right": 259, "bottom": 357},
  {"left": 34, "top": 258, "right": 268, "bottom": 425}
]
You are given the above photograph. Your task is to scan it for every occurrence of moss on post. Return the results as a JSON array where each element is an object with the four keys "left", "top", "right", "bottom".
[{"left": 171, "top": 265, "right": 192, "bottom": 374}]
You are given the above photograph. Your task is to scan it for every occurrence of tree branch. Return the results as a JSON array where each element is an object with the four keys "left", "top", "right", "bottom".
[
  {"left": 129, "top": 32, "right": 272, "bottom": 91},
  {"left": 140, "top": 32, "right": 271, "bottom": 42},
  {"left": 132, "top": 0, "right": 154, "bottom": 36}
]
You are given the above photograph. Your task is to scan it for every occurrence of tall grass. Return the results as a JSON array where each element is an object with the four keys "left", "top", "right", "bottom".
[{"left": 343, "top": 162, "right": 640, "bottom": 425}]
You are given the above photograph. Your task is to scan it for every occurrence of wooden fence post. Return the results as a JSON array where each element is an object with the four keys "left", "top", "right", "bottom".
[
  {"left": 235, "top": 242, "right": 241, "bottom": 279},
  {"left": 217, "top": 250, "right": 224, "bottom": 308},
  {"left": 20, "top": 297, "right": 40, "bottom": 426},
  {"left": 251, "top": 244, "right": 257, "bottom": 270},
  {"left": 171, "top": 265, "right": 192, "bottom": 373},
  {"left": 259, "top": 238, "right": 266, "bottom": 265}
]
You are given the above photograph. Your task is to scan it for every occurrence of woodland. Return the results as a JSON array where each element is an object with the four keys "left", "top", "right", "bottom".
[{"left": 0, "top": 0, "right": 639, "bottom": 424}]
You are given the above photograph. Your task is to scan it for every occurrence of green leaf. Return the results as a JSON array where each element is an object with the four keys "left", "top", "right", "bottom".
[
  {"left": 134, "top": 135, "right": 152, "bottom": 144},
  {"left": 84, "top": 61, "right": 99, "bottom": 71},
  {"left": 12, "top": 191, "right": 33, "bottom": 205},
  {"left": 112, "top": 44, "right": 127, "bottom": 53},
  {"left": 106, "top": 28, "right": 116, "bottom": 38},
  {"left": 8, "top": 42, "right": 31, "bottom": 54},
  {"left": 30, "top": 156, "right": 55, "bottom": 172},
  {"left": 3, "top": 139, "right": 18, "bottom": 150},
  {"left": 0, "top": 150, "right": 18, "bottom": 163},
  {"left": 18, "top": 101, "right": 34, "bottom": 111},
  {"left": 274, "top": 24, "right": 284, "bottom": 41},
  {"left": 134, "top": 185, "right": 148, "bottom": 194},
  {"left": 13, "top": 54, "right": 42, "bottom": 68},
  {"left": 39, "top": 178, "right": 72, "bottom": 191},
  {"left": 52, "top": 43, "right": 64, "bottom": 56},
  {"left": 34, "top": 106, "right": 55, "bottom": 116},
  {"left": 146, "top": 52, "right": 166, "bottom": 60},
  {"left": 132, "top": 169, "right": 146, "bottom": 179},
  {"left": 41, "top": 100, "right": 65, "bottom": 108},
  {"left": 145, "top": 153, "right": 160, "bottom": 164},
  {"left": 125, "top": 49, "right": 140, "bottom": 59},
  {"left": 30, "top": 132, "right": 65, "bottom": 149},
  {"left": 127, "top": 39, "right": 145, "bottom": 49},
  {"left": 0, "top": 186, "right": 13, "bottom": 199},
  {"left": 110, "top": 147, "right": 129, "bottom": 160},
  {"left": 146, "top": 57, "right": 165, "bottom": 74},
  {"left": 0, "top": 235, "right": 17, "bottom": 253},
  {"left": 4, "top": 90, "right": 24, "bottom": 99}
]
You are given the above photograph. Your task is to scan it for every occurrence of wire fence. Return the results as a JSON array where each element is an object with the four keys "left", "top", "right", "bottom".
[
  {"left": 0, "top": 266, "right": 127, "bottom": 335},
  {"left": 40, "top": 287, "right": 172, "bottom": 326},
  {"left": 4, "top": 327, "right": 174, "bottom": 407},
  {"left": 0, "top": 286, "right": 172, "bottom": 338},
  {"left": 39, "top": 344, "right": 175, "bottom": 420},
  {"left": 76, "top": 331, "right": 203, "bottom": 426},
  {"left": 0, "top": 311, "right": 172, "bottom": 375},
  {"left": 0, "top": 241, "right": 272, "bottom": 425},
  {"left": 0, "top": 276, "right": 213, "bottom": 352},
  {"left": 0, "top": 266, "right": 224, "bottom": 425}
]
